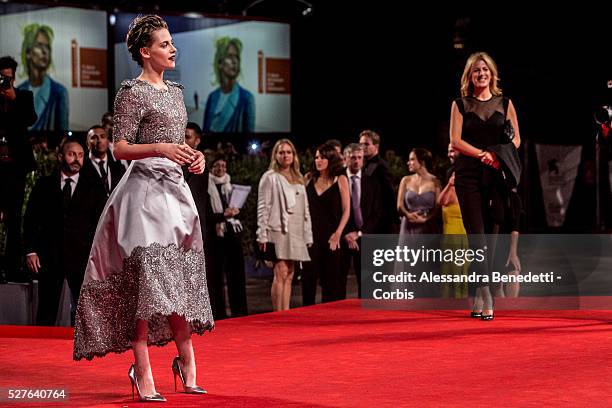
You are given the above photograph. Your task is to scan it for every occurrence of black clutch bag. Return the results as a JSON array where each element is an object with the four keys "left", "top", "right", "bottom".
[
  {"left": 503, "top": 119, "right": 515, "bottom": 142},
  {"left": 255, "top": 242, "right": 277, "bottom": 262}
]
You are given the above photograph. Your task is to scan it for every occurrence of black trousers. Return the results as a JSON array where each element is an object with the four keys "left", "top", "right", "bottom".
[
  {"left": 0, "top": 164, "right": 26, "bottom": 282},
  {"left": 341, "top": 241, "right": 362, "bottom": 298},
  {"left": 302, "top": 242, "right": 344, "bottom": 306},
  {"left": 207, "top": 230, "right": 248, "bottom": 318},
  {"left": 455, "top": 167, "right": 503, "bottom": 292},
  {"left": 203, "top": 238, "right": 225, "bottom": 320},
  {"left": 36, "top": 267, "right": 83, "bottom": 326}
]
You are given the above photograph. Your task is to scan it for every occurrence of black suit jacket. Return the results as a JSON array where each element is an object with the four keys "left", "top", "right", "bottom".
[
  {"left": 82, "top": 154, "right": 126, "bottom": 196},
  {"left": 23, "top": 170, "right": 106, "bottom": 278},
  {"left": 0, "top": 88, "right": 37, "bottom": 172},
  {"left": 344, "top": 172, "right": 383, "bottom": 235},
  {"left": 184, "top": 167, "right": 209, "bottom": 241},
  {"left": 487, "top": 143, "right": 521, "bottom": 189},
  {"left": 364, "top": 154, "right": 397, "bottom": 232}
]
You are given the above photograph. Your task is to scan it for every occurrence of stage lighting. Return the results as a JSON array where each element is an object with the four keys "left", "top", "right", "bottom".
[{"left": 248, "top": 141, "right": 261, "bottom": 154}]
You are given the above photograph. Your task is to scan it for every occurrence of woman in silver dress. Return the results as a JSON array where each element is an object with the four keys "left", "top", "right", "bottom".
[{"left": 73, "top": 15, "right": 214, "bottom": 402}]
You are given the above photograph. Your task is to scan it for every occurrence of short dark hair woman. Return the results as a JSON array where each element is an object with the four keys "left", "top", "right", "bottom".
[{"left": 73, "top": 15, "right": 213, "bottom": 401}]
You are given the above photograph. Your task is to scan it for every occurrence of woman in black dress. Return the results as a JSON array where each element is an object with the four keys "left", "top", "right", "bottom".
[
  {"left": 302, "top": 142, "right": 350, "bottom": 305},
  {"left": 449, "top": 51, "right": 521, "bottom": 320}
]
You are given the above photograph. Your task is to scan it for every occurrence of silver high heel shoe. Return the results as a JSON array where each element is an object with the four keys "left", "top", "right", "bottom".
[
  {"left": 128, "top": 364, "right": 166, "bottom": 402},
  {"left": 172, "top": 356, "right": 207, "bottom": 394}
]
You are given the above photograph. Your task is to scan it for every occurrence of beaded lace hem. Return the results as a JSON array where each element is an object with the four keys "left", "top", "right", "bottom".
[{"left": 73, "top": 242, "right": 214, "bottom": 361}]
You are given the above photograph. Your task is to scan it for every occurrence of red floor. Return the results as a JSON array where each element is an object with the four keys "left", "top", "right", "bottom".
[{"left": 1, "top": 299, "right": 611, "bottom": 407}]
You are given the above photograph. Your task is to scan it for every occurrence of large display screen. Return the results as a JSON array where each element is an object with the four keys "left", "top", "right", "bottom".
[
  {"left": 114, "top": 14, "right": 291, "bottom": 134},
  {"left": 0, "top": 5, "right": 108, "bottom": 132}
]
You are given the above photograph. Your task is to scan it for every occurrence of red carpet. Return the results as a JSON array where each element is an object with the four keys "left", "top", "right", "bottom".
[{"left": 1, "top": 299, "right": 611, "bottom": 407}]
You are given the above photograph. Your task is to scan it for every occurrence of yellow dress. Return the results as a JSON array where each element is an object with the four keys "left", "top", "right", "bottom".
[{"left": 441, "top": 203, "right": 468, "bottom": 298}]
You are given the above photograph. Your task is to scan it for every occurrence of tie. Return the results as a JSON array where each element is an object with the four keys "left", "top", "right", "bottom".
[
  {"left": 217, "top": 184, "right": 228, "bottom": 208},
  {"left": 98, "top": 160, "right": 110, "bottom": 195},
  {"left": 63, "top": 178, "right": 73, "bottom": 210},
  {"left": 351, "top": 175, "right": 363, "bottom": 229}
]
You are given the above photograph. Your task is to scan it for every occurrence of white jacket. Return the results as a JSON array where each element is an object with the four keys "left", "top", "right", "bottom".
[{"left": 256, "top": 169, "right": 313, "bottom": 245}]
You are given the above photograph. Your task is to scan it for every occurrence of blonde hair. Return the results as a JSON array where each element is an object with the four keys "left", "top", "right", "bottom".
[
  {"left": 269, "top": 139, "right": 303, "bottom": 183},
  {"left": 460, "top": 52, "right": 502, "bottom": 97}
]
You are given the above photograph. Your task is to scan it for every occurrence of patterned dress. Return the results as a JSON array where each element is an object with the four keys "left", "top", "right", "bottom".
[{"left": 73, "top": 79, "right": 214, "bottom": 361}]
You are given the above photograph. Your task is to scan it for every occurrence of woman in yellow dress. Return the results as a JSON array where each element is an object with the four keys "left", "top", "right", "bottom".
[{"left": 438, "top": 144, "right": 469, "bottom": 299}]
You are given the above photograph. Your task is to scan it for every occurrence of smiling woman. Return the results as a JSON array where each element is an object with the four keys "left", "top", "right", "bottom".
[
  {"left": 72, "top": 14, "right": 212, "bottom": 403},
  {"left": 449, "top": 51, "right": 522, "bottom": 321},
  {"left": 256, "top": 139, "right": 313, "bottom": 311}
]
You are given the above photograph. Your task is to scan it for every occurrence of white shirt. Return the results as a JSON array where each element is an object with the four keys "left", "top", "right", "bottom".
[
  {"left": 60, "top": 171, "right": 80, "bottom": 196},
  {"left": 89, "top": 151, "right": 111, "bottom": 187},
  {"left": 28, "top": 171, "right": 79, "bottom": 257}
]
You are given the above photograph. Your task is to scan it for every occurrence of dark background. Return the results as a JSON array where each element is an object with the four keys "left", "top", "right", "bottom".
[
  {"left": 5, "top": 0, "right": 609, "bottom": 151},
  {"left": 290, "top": 3, "right": 611, "bottom": 152},
  {"left": 3, "top": 0, "right": 611, "bottom": 231}
]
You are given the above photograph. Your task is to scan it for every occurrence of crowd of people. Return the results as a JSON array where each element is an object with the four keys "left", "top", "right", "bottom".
[
  {"left": 0, "top": 52, "right": 526, "bottom": 325},
  {"left": 255, "top": 127, "right": 522, "bottom": 314}
]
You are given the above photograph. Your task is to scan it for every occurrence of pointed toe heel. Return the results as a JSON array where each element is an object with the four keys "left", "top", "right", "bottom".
[
  {"left": 128, "top": 363, "right": 166, "bottom": 402},
  {"left": 172, "top": 356, "right": 207, "bottom": 394}
]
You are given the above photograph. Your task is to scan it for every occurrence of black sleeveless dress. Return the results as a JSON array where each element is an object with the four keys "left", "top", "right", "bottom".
[
  {"left": 454, "top": 95, "right": 511, "bottom": 290},
  {"left": 302, "top": 178, "right": 344, "bottom": 305},
  {"left": 454, "top": 95, "right": 510, "bottom": 233}
]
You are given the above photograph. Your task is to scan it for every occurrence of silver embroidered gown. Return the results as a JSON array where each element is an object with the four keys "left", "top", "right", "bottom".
[{"left": 73, "top": 79, "right": 214, "bottom": 361}]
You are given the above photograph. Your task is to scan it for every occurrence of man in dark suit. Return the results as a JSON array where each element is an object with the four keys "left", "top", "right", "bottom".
[
  {"left": 183, "top": 122, "right": 208, "bottom": 240},
  {"left": 0, "top": 56, "right": 37, "bottom": 283},
  {"left": 101, "top": 111, "right": 129, "bottom": 171},
  {"left": 182, "top": 122, "right": 229, "bottom": 319},
  {"left": 82, "top": 125, "right": 125, "bottom": 197},
  {"left": 23, "top": 139, "right": 105, "bottom": 325},
  {"left": 359, "top": 130, "right": 397, "bottom": 233},
  {"left": 342, "top": 143, "right": 383, "bottom": 298}
]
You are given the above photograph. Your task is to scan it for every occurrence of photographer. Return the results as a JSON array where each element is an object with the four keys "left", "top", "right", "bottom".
[
  {"left": 594, "top": 80, "right": 612, "bottom": 230},
  {"left": 0, "top": 56, "right": 37, "bottom": 282}
]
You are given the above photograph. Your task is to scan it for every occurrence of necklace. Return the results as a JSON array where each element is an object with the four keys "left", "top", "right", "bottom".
[{"left": 279, "top": 169, "right": 294, "bottom": 183}]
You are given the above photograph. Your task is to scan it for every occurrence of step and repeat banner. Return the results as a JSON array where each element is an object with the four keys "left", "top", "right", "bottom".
[{"left": 534, "top": 144, "right": 582, "bottom": 227}]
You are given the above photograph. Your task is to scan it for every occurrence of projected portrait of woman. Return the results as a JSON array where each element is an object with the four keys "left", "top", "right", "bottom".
[
  {"left": 203, "top": 37, "right": 255, "bottom": 133},
  {"left": 17, "top": 23, "right": 69, "bottom": 131}
]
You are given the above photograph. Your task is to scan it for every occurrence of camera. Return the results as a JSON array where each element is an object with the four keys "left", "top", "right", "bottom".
[
  {"left": 0, "top": 73, "right": 12, "bottom": 90},
  {"left": 594, "top": 105, "right": 612, "bottom": 127},
  {"left": 594, "top": 79, "right": 612, "bottom": 127}
]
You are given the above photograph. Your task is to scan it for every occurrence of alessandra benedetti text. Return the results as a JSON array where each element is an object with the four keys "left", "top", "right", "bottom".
[{"left": 372, "top": 271, "right": 558, "bottom": 283}]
